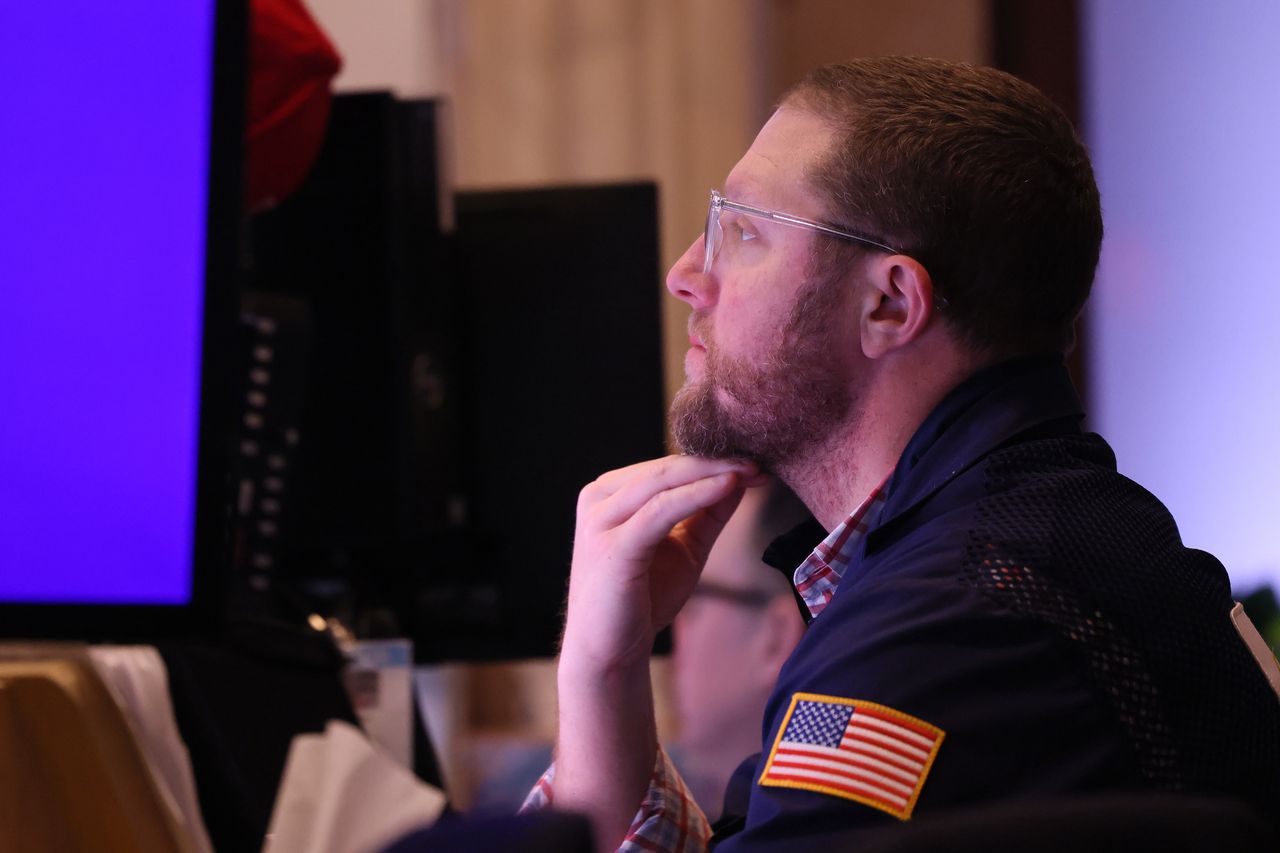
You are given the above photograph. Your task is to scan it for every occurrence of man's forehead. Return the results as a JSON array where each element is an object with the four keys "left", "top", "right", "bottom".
[{"left": 724, "top": 106, "right": 835, "bottom": 214}]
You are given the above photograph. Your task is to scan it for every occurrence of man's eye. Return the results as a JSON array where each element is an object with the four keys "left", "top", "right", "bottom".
[{"left": 727, "top": 220, "right": 758, "bottom": 243}]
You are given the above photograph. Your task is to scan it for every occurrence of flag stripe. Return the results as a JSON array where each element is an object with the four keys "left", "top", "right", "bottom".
[
  {"left": 771, "top": 754, "right": 917, "bottom": 797},
  {"left": 775, "top": 741, "right": 920, "bottom": 783},
  {"left": 842, "top": 741, "right": 925, "bottom": 773},
  {"left": 853, "top": 711, "right": 939, "bottom": 747},
  {"left": 845, "top": 726, "right": 930, "bottom": 762},
  {"left": 766, "top": 769, "right": 909, "bottom": 809}
]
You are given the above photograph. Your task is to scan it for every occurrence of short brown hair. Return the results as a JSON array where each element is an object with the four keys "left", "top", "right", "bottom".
[{"left": 787, "top": 57, "right": 1102, "bottom": 357}]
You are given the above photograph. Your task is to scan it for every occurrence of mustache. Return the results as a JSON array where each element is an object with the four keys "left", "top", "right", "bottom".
[{"left": 688, "top": 314, "right": 712, "bottom": 347}]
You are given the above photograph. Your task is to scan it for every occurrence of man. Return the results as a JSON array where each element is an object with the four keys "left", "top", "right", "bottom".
[
  {"left": 530, "top": 57, "right": 1280, "bottom": 851},
  {"left": 670, "top": 483, "right": 808, "bottom": 819}
]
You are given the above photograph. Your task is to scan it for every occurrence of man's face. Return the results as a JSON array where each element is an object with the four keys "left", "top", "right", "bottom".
[{"left": 667, "top": 106, "right": 863, "bottom": 468}]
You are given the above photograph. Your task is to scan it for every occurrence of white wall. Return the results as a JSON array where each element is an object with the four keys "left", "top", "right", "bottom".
[
  {"left": 1082, "top": 1, "right": 1280, "bottom": 591},
  {"left": 307, "top": 0, "right": 459, "bottom": 98}
]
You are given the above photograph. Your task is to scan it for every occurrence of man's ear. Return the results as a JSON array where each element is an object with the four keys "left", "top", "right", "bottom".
[{"left": 859, "top": 255, "right": 935, "bottom": 359}]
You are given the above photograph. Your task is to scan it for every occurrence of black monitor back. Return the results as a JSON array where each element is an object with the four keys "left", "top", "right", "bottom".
[
  {"left": 248, "top": 97, "right": 665, "bottom": 658},
  {"left": 440, "top": 183, "right": 666, "bottom": 659}
]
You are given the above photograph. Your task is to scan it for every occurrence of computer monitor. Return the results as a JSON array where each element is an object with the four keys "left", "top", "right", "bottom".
[
  {"left": 422, "top": 183, "right": 667, "bottom": 660},
  {"left": 0, "top": 1, "right": 245, "bottom": 639}
]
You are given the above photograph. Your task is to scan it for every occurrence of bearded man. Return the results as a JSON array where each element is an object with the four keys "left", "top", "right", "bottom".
[{"left": 526, "top": 57, "right": 1280, "bottom": 851}]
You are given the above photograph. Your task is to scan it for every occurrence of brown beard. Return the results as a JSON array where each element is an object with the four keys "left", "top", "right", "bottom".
[{"left": 669, "top": 267, "right": 854, "bottom": 469}]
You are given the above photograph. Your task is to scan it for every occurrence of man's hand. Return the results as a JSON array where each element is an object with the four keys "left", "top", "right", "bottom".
[
  {"left": 561, "top": 454, "right": 760, "bottom": 672},
  {"left": 554, "top": 455, "right": 761, "bottom": 850}
]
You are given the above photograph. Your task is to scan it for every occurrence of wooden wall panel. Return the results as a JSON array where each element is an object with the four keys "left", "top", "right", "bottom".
[
  {"left": 762, "top": 0, "right": 992, "bottom": 119},
  {"left": 451, "top": 1, "right": 761, "bottom": 408}
]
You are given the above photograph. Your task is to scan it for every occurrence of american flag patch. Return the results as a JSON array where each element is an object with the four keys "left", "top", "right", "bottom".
[{"left": 759, "top": 693, "right": 944, "bottom": 820}]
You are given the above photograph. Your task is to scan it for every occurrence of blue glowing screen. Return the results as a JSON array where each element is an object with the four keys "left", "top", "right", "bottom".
[{"left": 0, "top": 3, "right": 215, "bottom": 603}]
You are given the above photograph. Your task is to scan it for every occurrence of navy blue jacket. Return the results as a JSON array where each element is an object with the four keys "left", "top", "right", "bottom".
[{"left": 713, "top": 357, "right": 1280, "bottom": 849}]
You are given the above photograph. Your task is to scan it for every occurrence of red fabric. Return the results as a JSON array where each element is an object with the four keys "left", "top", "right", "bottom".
[
  {"left": 791, "top": 482, "right": 887, "bottom": 618},
  {"left": 245, "top": 0, "right": 342, "bottom": 211},
  {"left": 520, "top": 747, "right": 712, "bottom": 853}
]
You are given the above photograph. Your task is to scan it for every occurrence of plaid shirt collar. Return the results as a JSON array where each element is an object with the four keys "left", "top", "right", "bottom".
[{"left": 792, "top": 480, "right": 889, "bottom": 619}]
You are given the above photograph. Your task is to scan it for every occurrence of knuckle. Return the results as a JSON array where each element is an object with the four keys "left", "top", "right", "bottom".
[{"left": 578, "top": 477, "right": 604, "bottom": 506}]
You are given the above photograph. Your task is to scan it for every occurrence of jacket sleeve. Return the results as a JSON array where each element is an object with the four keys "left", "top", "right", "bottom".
[{"left": 714, "top": 558, "right": 1136, "bottom": 851}]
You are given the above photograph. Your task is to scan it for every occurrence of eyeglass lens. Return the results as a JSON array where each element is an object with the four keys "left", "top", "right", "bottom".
[{"left": 703, "top": 194, "right": 721, "bottom": 274}]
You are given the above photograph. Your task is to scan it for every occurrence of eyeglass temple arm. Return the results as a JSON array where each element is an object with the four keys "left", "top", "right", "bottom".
[{"left": 723, "top": 199, "right": 898, "bottom": 255}]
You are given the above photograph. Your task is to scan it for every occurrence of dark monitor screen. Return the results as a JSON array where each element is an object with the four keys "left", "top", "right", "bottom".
[
  {"left": 422, "top": 183, "right": 666, "bottom": 660},
  {"left": 0, "top": 2, "right": 243, "bottom": 638}
]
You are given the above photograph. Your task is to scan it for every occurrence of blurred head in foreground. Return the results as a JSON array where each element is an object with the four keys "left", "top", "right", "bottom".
[{"left": 671, "top": 482, "right": 809, "bottom": 816}]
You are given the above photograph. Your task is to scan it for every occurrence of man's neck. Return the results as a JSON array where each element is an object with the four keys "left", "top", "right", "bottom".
[
  {"left": 775, "top": 413, "right": 899, "bottom": 531},
  {"left": 777, "top": 351, "right": 986, "bottom": 531}
]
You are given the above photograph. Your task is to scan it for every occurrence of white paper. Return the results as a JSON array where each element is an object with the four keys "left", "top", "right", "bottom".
[
  {"left": 88, "top": 645, "right": 214, "bottom": 853},
  {"left": 263, "top": 719, "right": 446, "bottom": 853}
]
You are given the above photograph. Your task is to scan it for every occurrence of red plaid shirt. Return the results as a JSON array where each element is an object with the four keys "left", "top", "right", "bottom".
[
  {"left": 792, "top": 482, "right": 888, "bottom": 618},
  {"left": 520, "top": 746, "right": 710, "bottom": 852},
  {"left": 522, "top": 485, "right": 889, "bottom": 851}
]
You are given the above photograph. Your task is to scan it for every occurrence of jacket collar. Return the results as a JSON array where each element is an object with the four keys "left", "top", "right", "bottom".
[
  {"left": 874, "top": 355, "right": 1084, "bottom": 534},
  {"left": 763, "top": 515, "right": 829, "bottom": 621},
  {"left": 764, "top": 356, "right": 1083, "bottom": 579}
]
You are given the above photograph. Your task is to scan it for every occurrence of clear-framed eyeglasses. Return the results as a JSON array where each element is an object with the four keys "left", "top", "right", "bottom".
[{"left": 703, "top": 188, "right": 900, "bottom": 275}]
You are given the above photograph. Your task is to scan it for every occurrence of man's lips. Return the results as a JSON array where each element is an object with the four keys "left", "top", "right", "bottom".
[{"left": 689, "top": 334, "right": 706, "bottom": 350}]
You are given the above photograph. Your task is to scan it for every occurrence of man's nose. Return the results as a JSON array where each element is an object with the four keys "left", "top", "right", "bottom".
[{"left": 666, "top": 235, "right": 715, "bottom": 310}]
